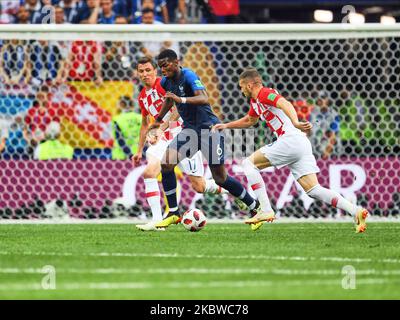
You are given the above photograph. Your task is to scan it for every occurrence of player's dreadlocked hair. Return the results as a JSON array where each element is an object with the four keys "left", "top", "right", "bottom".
[
  {"left": 239, "top": 68, "right": 262, "bottom": 82},
  {"left": 158, "top": 49, "right": 178, "bottom": 61}
]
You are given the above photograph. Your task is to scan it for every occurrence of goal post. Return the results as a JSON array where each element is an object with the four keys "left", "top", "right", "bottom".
[{"left": 0, "top": 24, "right": 399, "bottom": 221}]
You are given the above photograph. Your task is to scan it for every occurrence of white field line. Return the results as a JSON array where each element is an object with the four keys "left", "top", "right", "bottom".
[
  {"left": 1, "top": 251, "right": 400, "bottom": 264},
  {"left": 1, "top": 267, "right": 400, "bottom": 276},
  {"left": 0, "top": 278, "right": 396, "bottom": 291}
]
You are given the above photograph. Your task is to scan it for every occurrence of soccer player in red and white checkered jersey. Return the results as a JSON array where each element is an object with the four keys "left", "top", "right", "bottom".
[
  {"left": 213, "top": 68, "right": 368, "bottom": 233},
  {"left": 132, "top": 57, "right": 226, "bottom": 231}
]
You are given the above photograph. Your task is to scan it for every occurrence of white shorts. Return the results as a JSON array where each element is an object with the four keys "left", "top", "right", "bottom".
[
  {"left": 259, "top": 134, "right": 320, "bottom": 180},
  {"left": 145, "top": 139, "right": 204, "bottom": 177}
]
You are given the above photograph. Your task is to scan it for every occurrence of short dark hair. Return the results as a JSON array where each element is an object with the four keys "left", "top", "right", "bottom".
[
  {"left": 239, "top": 68, "right": 262, "bottom": 82},
  {"left": 136, "top": 56, "right": 157, "bottom": 69},
  {"left": 142, "top": 7, "right": 154, "bottom": 16},
  {"left": 157, "top": 49, "right": 178, "bottom": 61}
]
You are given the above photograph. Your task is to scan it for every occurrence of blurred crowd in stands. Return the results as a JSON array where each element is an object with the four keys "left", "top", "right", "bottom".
[{"left": 0, "top": 0, "right": 241, "bottom": 25}]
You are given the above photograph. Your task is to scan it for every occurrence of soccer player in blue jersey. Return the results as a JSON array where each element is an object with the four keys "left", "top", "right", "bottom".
[{"left": 148, "top": 49, "right": 263, "bottom": 230}]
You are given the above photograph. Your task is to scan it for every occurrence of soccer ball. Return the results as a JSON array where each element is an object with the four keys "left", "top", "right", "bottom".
[{"left": 181, "top": 209, "right": 207, "bottom": 232}]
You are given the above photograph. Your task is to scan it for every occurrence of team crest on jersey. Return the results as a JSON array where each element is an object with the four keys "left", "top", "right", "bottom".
[
  {"left": 267, "top": 93, "right": 277, "bottom": 101},
  {"left": 194, "top": 80, "right": 204, "bottom": 88}
]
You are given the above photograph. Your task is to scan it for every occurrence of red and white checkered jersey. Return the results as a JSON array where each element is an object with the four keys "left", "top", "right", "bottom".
[
  {"left": 138, "top": 77, "right": 182, "bottom": 141},
  {"left": 248, "top": 87, "right": 303, "bottom": 138}
]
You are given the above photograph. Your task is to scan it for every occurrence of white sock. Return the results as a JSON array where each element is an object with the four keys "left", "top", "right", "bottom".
[
  {"left": 307, "top": 184, "right": 359, "bottom": 216},
  {"left": 242, "top": 158, "right": 273, "bottom": 212},
  {"left": 144, "top": 178, "right": 162, "bottom": 222},
  {"left": 204, "top": 179, "right": 228, "bottom": 194}
]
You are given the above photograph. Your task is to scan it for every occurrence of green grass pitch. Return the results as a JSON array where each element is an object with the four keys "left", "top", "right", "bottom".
[{"left": 0, "top": 223, "right": 399, "bottom": 299}]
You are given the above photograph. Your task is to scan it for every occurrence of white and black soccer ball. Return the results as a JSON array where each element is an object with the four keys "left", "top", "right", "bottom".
[{"left": 181, "top": 208, "right": 207, "bottom": 232}]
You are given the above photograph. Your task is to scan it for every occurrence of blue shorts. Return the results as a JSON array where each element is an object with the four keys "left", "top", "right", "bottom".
[{"left": 168, "top": 128, "right": 225, "bottom": 165}]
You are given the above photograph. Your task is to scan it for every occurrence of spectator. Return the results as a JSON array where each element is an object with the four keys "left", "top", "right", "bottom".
[
  {"left": 292, "top": 92, "right": 314, "bottom": 122},
  {"left": 50, "top": 39, "right": 72, "bottom": 84},
  {"left": 16, "top": 6, "right": 31, "bottom": 24},
  {"left": 309, "top": 90, "right": 341, "bottom": 159},
  {"left": 128, "top": 0, "right": 141, "bottom": 22},
  {"left": 167, "top": 0, "right": 187, "bottom": 24},
  {"left": 359, "top": 99, "right": 397, "bottom": 156},
  {"left": 0, "top": 2, "right": 15, "bottom": 24},
  {"left": 1, "top": 114, "right": 34, "bottom": 160},
  {"left": 194, "top": 0, "right": 217, "bottom": 23},
  {"left": 102, "top": 41, "right": 132, "bottom": 80},
  {"left": 130, "top": 0, "right": 168, "bottom": 23},
  {"left": 25, "top": 85, "right": 59, "bottom": 144},
  {"left": 140, "top": 6, "right": 159, "bottom": 24},
  {"left": 112, "top": 0, "right": 129, "bottom": 18},
  {"left": 293, "top": 99, "right": 313, "bottom": 122},
  {"left": 54, "top": 5, "right": 66, "bottom": 23},
  {"left": 0, "top": 40, "right": 31, "bottom": 86},
  {"left": 111, "top": 96, "right": 141, "bottom": 160},
  {"left": 67, "top": 40, "right": 103, "bottom": 85},
  {"left": 98, "top": 0, "right": 117, "bottom": 24},
  {"left": 115, "top": 15, "right": 128, "bottom": 23},
  {"left": 57, "top": 0, "right": 80, "bottom": 23},
  {"left": 34, "top": 121, "right": 74, "bottom": 160},
  {"left": 0, "top": 1, "right": 22, "bottom": 24},
  {"left": 138, "top": 8, "right": 179, "bottom": 58},
  {"left": 339, "top": 90, "right": 365, "bottom": 156},
  {"left": 208, "top": 0, "right": 241, "bottom": 23},
  {"left": 143, "top": 0, "right": 168, "bottom": 23},
  {"left": 29, "top": 40, "right": 68, "bottom": 87},
  {"left": 25, "top": 0, "right": 44, "bottom": 24},
  {"left": 76, "top": 0, "right": 100, "bottom": 24},
  {"left": 75, "top": 0, "right": 87, "bottom": 10}
]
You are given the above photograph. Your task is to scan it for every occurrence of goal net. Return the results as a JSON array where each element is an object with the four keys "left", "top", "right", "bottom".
[{"left": 0, "top": 24, "right": 399, "bottom": 221}]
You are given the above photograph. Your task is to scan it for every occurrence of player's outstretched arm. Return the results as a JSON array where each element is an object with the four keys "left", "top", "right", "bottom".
[
  {"left": 150, "top": 97, "right": 174, "bottom": 130},
  {"left": 212, "top": 114, "right": 259, "bottom": 131},
  {"left": 276, "top": 97, "right": 313, "bottom": 133},
  {"left": 160, "top": 107, "right": 180, "bottom": 132},
  {"left": 145, "top": 107, "right": 181, "bottom": 146},
  {"left": 165, "top": 89, "right": 209, "bottom": 105}
]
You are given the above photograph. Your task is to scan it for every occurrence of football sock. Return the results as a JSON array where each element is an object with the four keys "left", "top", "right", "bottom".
[
  {"left": 161, "top": 170, "right": 179, "bottom": 216},
  {"left": 144, "top": 178, "right": 162, "bottom": 222},
  {"left": 204, "top": 179, "right": 227, "bottom": 194},
  {"left": 220, "top": 176, "right": 257, "bottom": 210},
  {"left": 242, "top": 159, "right": 273, "bottom": 212},
  {"left": 307, "top": 184, "right": 359, "bottom": 216}
]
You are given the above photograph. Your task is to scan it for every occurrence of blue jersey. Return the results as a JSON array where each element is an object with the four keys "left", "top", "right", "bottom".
[{"left": 160, "top": 68, "right": 220, "bottom": 131}]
